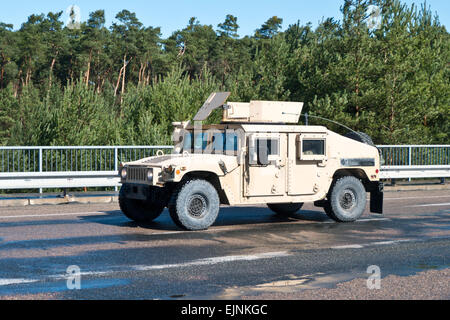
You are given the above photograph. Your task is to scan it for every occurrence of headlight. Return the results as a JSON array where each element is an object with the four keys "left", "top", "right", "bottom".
[
  {"left": 164, "top": 165, "right": 175, "bottom": 174},
  {"left": 120, "top": 167, "right": 127, "bottom": 179},
  {"left": 147, "top": 168, "right": 153, "bottom": 182}
]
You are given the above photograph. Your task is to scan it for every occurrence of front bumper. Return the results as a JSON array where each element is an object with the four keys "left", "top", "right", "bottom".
[{"left": 122, "top": 183, "right": 170, "bottom": 207}]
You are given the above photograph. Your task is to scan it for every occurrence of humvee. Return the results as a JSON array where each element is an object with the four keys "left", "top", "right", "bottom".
[{"left": 118, "top": 92, "right": 383, "bottom": 230}]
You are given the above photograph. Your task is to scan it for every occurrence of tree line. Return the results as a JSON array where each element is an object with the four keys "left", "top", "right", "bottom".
[{"left": 0, "top": 0, "right": 448, "bottom": 147}]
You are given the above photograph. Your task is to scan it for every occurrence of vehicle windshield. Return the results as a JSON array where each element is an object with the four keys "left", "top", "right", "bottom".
[{"left": 182, "top": 131, "right": 239, "bottom": 155}]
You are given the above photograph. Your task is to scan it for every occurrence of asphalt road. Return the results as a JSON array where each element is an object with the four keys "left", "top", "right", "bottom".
[{"left": 0, "top": 189, "right": 449, "bottom": 300}]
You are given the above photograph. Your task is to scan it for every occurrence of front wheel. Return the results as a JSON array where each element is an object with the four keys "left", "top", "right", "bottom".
[
  {"left": 168, "top": 179, "right": 220, "bottom": 230},
  {"left": 119, "top": 184, "right": 165, "bottom": 223},
  {"left": 327, "top": 176, "right": 367, "bottom": 222}
]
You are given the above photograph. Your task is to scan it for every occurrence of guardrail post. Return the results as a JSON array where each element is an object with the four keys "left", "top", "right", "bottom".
[
  {"left": 114, "top": 147, "right": 118, "bottom": 192},
  {"left": 408, "top": 146, "right": 412, "bottom": 182},
  {"left": 39, "top": 147, "right": 43, "bottom": 194}
]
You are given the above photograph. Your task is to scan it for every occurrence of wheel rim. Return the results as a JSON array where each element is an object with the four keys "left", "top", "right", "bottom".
[
  {"left": 339, "top": 188, "right": 357, "bottom": 211},
  {"left": 187, "top": 194, "right": 208, "bottom": 218}
]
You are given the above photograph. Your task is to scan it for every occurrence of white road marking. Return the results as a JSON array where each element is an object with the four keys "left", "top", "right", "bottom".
[
  {"left": 0, "top": 211, "right": 112, "bottom": 219},
  {"left": 384, "top": 195, "right": 450, "bottom": 201},
  {"left": 133, "top": 251, "right": 291, "bottom": 271},
  {"left": 0, "top": 278, "right": 38, "bottom": 286},
  {"left": 332, "top": 239, "right": 417, "bottom": 250},
  {"left": 0, "top": 251, "right": 291, "bottom": 287},
  {"left": 407, "top": 203, "right": 450, "bottom": 208},
  {"left": 370, "top": 240, "right": 414, "bottom": 245},
  {"left": 47, "top": 270, "right": 111, "bottom": 280},
  {"left": 356, "top": 218, "right": 390, "bottom": 222},
  {"left": 370, "top": 241, "right": 396, "bottom": 245},
  {"left": 331, "top": 244, "right": 364, "bottom": 249}
]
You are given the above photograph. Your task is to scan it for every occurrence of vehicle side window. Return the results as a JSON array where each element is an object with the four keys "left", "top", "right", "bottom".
[
  {"left": 225, "top": 133, "right": 238, "bottom": 152},
  {"left": 211, "top": 133, "right": 224, "bottom": 153},
  {"left": 256, "top": 138, "right": 279, "bottom": 165},
  {"left": 302, "top": 139, "right": 325, "bottom": 155},
  {"left": 183, "top": 132, "right": 192, "bottom": 152},
  {"left": 194, "top": 132, "right": 208, "bottom": 151}
]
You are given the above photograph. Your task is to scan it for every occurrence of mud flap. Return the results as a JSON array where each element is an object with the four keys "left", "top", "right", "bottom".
[
  {"left": 314, "top": 199, "right": 327, "bottom": 208},
  {"left": 370, "top": 183, "right": 383, "bottom": 214}
]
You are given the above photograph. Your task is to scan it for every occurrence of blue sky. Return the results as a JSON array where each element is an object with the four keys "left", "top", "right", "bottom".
[{"left": 0, "top": 0, "right": 448, "bottom": 38}]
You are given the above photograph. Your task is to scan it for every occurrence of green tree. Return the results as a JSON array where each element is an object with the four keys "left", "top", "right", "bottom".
[
  {"left": 214, "top": 15, "right": 242, "bottom": 84},
  {"left": 111, "top": 10, "right": 143, "bottom": 99},
  {"left": 0, "top": 84, "right": 18, "bottom": 144},
  {"left": 0, "top": 2, "right": 448, "bottom": 147},
  {"left": 217, "top": 14, "right": 239, "bottom": 38},
  {"left": 167, "top": 17, "right": 217, "bottom": 77},
  {"left": 80, "top": 10, "right": 111, "bottom": 91},
  {"left": 16, "top": 14, "right": 47, "bottom": 88},
  {"left": 255, "top": 16, "right": 283, "bottom": 39},
  {"left": 0, "top": 23, "right": 18, "bottom": 90}
]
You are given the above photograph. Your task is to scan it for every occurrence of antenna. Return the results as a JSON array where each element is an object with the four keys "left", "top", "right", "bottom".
[{"left": 301, "top": 113, "right": 366, "bottom": 140}]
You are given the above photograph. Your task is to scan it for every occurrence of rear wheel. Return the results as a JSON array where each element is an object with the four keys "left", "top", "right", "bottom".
[
  {"left": 168, "top": 179, "right": 220, "bottom": 231},
  {"left": 267, "top": 203, "right": 303, "bottom": 216},
  {"left": 327, "top": 176, "right": 367, "bottom": 222},
  {"left": 119, "top": 184, "right": 164, "bottom": 223}
]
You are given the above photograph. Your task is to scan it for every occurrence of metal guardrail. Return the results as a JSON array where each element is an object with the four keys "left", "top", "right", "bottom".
[
  {"left": 0, "top": 145, "right": 448, "bottom": 191},
  {"left": 0, "top": 146, "right": 173, "bottom": 191},
  {"left": 377, "top": 145, "right": 450, "bottom": 166},
  {"left": 377, "top": 145, "right": 450, "bottom": 179},
  {"left": 0, "top": 146, "right": 174, "bottom": 173}
]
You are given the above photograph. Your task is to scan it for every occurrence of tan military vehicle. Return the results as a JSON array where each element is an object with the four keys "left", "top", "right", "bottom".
[{"left": 119, "top": 92, "right": 383, "bottom": 230}]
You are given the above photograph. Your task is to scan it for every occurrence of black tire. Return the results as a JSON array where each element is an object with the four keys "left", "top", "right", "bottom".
[
  {"left": 327, "top": 176, "right": 367, "bottom": 222},
  {"left": 168, "top": 179, "right": 220, "bottom": 231},
  {"left": 119, "top": 184, "right": 164, "bottom": 223},
  {"left": 267, "top": 203, "right": 303, "bottom": 216},
  {"left": 344, "top": 131, "right": 375, "bottom": 146}
]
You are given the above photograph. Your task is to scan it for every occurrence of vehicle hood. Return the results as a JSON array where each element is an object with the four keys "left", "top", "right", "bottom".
[{"left": 126, "top": 153, "right": 239, "bottom": 176}]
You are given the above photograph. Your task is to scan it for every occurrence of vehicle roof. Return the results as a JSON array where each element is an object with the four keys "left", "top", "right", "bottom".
[
  {"left": 239, "top": 124, "right": 327, "bottom": 133},
  {"left": 184, "top": 123, "right": 328, "bottom": 133}
]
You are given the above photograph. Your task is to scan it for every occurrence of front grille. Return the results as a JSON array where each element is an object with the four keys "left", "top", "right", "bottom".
[{"left": 126, "top": 166, "right": 148, "bottom": 182}]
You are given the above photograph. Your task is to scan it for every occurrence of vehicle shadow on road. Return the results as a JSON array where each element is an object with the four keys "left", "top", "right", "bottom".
[
  {"left": 1, "top": 210, "right": 447, "bottom": 254},
  {"left": 80, "top": 206, "right": 331, "bottom": 231},
  {"left": 79, "top": 207, "right": 450, "bottom": 243}
]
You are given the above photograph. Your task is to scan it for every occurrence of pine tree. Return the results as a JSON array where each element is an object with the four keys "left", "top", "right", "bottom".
[{"left": 255, "top": 16, "right": 283, "bottom": 39}]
